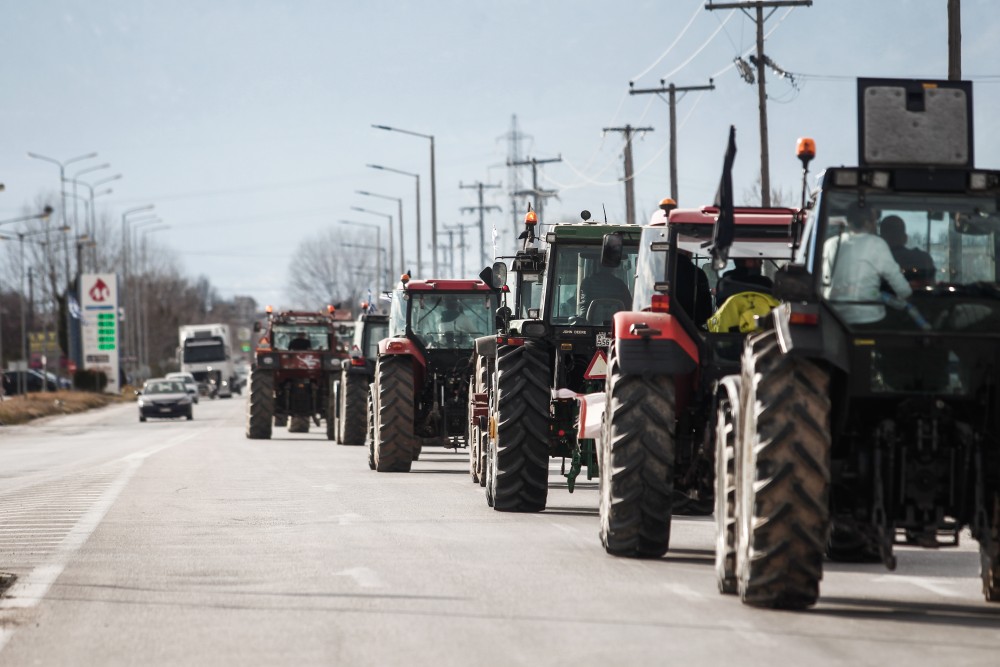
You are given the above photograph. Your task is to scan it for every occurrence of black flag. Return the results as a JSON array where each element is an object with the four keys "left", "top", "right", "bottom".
[{"left": 709, "top": 125, "right": 737, "bottom": 270}]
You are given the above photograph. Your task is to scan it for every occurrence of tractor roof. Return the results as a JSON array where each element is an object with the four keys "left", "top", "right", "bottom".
[
  {"left": 648, "top": 206, "right": 798, "bottom": 228},
  {"left": 545, "top": 222, "right": 643, "bottom": 242},
  {"left": 270, "top": 311, "right": 335, "bottom": 325},
  {"left": 403, "top": 278, "right": 494, "bottom": 292}
]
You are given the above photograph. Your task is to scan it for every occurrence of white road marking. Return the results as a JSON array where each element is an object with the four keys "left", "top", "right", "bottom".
[
  {"left": 311, "top": 483, "right": 339, "bottom": 492},
  {"left": 661, "top": 581, "right": 705, "bottom": 602},
  {"left": 332, "top": 566, "right": 383, "bottom": 588},
  {"left": 0, "top": 429, "right": 203, "bottom": 654},
  {"left": 332, "top": 513, "right": 364, "bottom": 525}
]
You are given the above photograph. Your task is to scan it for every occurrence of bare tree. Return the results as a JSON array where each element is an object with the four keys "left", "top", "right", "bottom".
[
  {"left": 287, "top": 228, "right": 381, "bottom": 313},
  {"left": 741, "top": 173, "right": 795, "bottom": 207}
]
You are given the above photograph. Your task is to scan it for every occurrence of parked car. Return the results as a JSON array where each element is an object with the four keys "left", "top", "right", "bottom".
[
  {"left": 2, "top": 369, "right": 58, "bottom": 395},
  {"left": 165, "top": 372, "right": 200, "bottom": 404},
  {"left": 137, "top": 378, "right": 193, "bottom": 422}
]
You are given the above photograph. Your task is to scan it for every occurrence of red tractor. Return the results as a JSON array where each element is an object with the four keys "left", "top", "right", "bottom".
[
  {"left": 367, "top": 273, "right": 500, "bottom": 472},
  {"left": 246, "top": 308, "right": 348, "bottom": 440},
  {"left": 599, "top": 202, "right": 798, "bottom": 557}
]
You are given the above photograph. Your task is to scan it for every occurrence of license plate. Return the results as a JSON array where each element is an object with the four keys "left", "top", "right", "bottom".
[
  {"left": 160, "top": 407, "right": 172, "bottom": 413},
  {"left": 595, "top": 332, "right": 612, "bottom": 347}
]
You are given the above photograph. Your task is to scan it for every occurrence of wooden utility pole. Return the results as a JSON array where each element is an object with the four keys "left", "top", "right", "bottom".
[
  {"left": 705, "top": 1, "right": 812, "bottom": 207},
  {"left": 629, "top": 80, "right": 715, "bottom": 202},
  {"left": 459, "top": 181, "right": 502, "bottom": 268},
  {"left": 444, "top": 223, "right": 475, "bottom": 277},
  {"left": 509, "top": 156, "right": 562, "bottom": 223},
  {"left": 602, "top": 125, "right": 654, "bottom": 225},
  {"left": 948, "top": 0, "right": 961, "bottom": 80}
]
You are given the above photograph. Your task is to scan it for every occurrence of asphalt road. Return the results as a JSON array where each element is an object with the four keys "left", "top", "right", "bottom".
[{"left": 0, "top": 396, "right": 998, "bottom": 666}]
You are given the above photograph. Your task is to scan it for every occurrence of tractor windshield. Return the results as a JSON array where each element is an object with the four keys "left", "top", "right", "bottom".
[
  {"left": 819, "top": 190, "right": 1000, "bottom": 331},
  {"left": 272, "top": 324, "right": 330, "bottom": 351},
  {"left": 548, "top": 243, "right": 639, "bottom": 326},
  {"left": 409, "top": 292, "right": 497, "bottom": 349}
]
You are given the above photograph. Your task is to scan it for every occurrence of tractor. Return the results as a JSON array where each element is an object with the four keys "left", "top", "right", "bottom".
[
  {"left": 483, "top": 210, "right": 641, "bottom": 511},
  {"left": 719, "top": 78, "right": 1000, "bottom": 608},
  {"left": 368, "top": 273, "right": 500, "bottom": 472},
  {"left": 331, "top": 309, "right": 388, "bottom": 445},
  {"left": 245, "top": 307, "right": 347, "bottom": 440},
  {"left": 598, "top": 202, "right": 799, "bottom": 558}
]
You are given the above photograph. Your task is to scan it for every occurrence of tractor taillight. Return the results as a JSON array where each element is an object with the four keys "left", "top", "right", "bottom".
[
  {"left": 651, "top": 294, "right": 670, "bottom": 313},
  {"left": 789, "top": 311, "right": 819, "bottom": 326},
  {"left": 496, "top": 336, "right": 524, "bottom": 346},
  {"left": 387, "top": 341, "right": 405, "bottom": 351},
  {"left": 351, "top": 358, "right": 366, "bottom": 367}
]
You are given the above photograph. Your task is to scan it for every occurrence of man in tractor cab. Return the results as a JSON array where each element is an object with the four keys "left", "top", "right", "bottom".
[
  {"left": 578, "top": 264, "right": 633, "bottom": 323},
  {"left": 715, "top": 258, "right": 773, "bottom": 304},
  {"left": 440, "top": 295, "right": 480, "bottom": 334},
  {"left": 288, "top": 332, "right": 311, "bottom": 350},
  {"left": 879, "top": 215, "right": 937, "bottom": 288}
]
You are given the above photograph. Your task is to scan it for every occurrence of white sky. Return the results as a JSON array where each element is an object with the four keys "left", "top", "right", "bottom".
[{"left": 2, "top": 0, "right": 999, "bottom": 308}]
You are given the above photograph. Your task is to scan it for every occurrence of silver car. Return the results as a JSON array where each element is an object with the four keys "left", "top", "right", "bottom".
[{"left": 165, "top": 372, "right": 200, "bottom": 404}]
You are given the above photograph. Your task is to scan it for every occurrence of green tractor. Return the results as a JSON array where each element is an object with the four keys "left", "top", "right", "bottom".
[
  {"left": 721, "top": 78, "right": 1000, "bottom": 608},
  {"left": 482, "top": 210, "right": 641, "bottom": 511}
]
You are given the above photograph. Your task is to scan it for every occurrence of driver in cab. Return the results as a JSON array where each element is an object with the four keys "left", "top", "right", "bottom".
[{"left": 823, "top": 208, "right": 911, "bottom": 325}]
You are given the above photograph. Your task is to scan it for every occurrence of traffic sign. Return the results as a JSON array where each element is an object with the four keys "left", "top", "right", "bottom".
[{"left": 584, "top": 350, "right": 608, "bottom": 380}]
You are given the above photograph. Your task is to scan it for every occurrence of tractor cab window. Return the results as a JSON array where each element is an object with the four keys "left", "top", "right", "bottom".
[
  {"left": 361, "top": 320, "right": 388, "bottom": 359},
  {"left": 548, "top": 243, "right": 639, "bottom": 325},
  {"left": 272, "top": 324, "right": 330, "bottom": 351},
  {"left": 633, "top": 226, "right": 669, "bottom": 311},
  {"left": 389, "top": 290, "right": 408, "bottom": 337},
  {"left": 819, "top": 190, "right": 1000, "bottom": 331},
  {"left": 409, "top": 292, "right": 496, "bottom": 349},
  {"left": 517, "top": 272, "right": 543, "bottom": 318}
]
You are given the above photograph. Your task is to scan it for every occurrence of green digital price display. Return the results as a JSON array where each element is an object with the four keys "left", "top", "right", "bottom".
[{"left": 96, "top": 312, "right": 117, "bottom": 351}]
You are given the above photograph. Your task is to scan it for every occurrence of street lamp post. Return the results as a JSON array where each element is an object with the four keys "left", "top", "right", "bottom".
[
  {"left": 121, "top": 205, "right": 155, "bottom": 377},
  {"left": 69, "top": 163, "right": 109, "bottom": 247},
  {"left": 69, "top": 173, "right": 121, "bottom": 270},
  {"left": 138, "top": 224, "right": 169, "bottom": 372},
  {"left": 356, "top": 190, "right": 404, "bottom": 276},
  {"left": 367, "top": 164, "right": 421, "bottom": 275},
  {"left": 372, "top": 124, "right": 438, "bottom": 275},
  {"left": 338, "top": 220, "right": 384, "bottom": 291}
]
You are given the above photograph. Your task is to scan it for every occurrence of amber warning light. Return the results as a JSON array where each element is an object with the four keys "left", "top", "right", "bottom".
[{"left": 524, "top": 211, "right": 538, "bottom": 226}]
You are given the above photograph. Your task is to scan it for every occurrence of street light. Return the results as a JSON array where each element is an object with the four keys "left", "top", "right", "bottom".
[
  {"left": 137, "top": 224, "right": 169, "bottom": 371},
  {"left": 367, "top": 164, "right": 422, "bottom": 275},
  {"left": 68, "top": 173, "right": 121, "bottom": 269},
  {"left": 69, "top": 163, "right": 109, "bottom": 244},
  {"left": 121, "top": 205, "right": 154, "bottom": 376},
  {"left": 338, "top": 219, "right": 384, "bottom": 291},
  {"left": 356, "top": 190, "right": 404, "bottom": 276},
  {"left": 371, "top": 124, "right": 438, "bottom": 275}
]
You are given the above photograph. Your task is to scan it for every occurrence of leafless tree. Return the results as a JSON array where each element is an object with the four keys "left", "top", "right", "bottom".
[{"left": 287, "top": 228, "right": 382, "bottom": 314}]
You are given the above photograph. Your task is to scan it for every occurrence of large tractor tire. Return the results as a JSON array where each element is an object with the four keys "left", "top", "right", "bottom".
[
  {"left": 374, "top": 356, "right": 416, "bottom": 472},
  {"left": 339, "top": 373, "right": 368, "bottom": 446},
  {"left": 246, "top": 369, "right": 274, "bottom": 440},
  {"left": 491, "top": 341, "right": 550, "bottom": 512},
  {"left": 274, "top": 415, "right": 287, "bottom": 428},
  {"left": 468, "top": 357, "right": 489, "bottom": 483},
  {"left": 981, "top": 491, "right": 1000, "bottom": 602},
  {"left": 468, "top": 375, "right": 480, "bottom": 483},
  {"left": 736, "top": 329, "right": 831, "bottom": 610},
  {"left": 599, "top": 345, "right": 675, "bottom": 558},
  {"left": 288, "top": 415, "right": 310, "bottom": 433},
  {"left": 714, "top": 377, "right": 741, "bottom": 595},
  {"left": 366, "top": 386, "right": 376, "bottom": 471}
]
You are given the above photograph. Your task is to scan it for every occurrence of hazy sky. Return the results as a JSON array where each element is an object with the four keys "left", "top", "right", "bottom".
[{"left": 2, "top": 0, "right": 999, "bottom": 308}]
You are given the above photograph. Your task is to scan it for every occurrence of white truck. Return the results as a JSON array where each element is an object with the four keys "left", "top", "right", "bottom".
[{"left": 178, "top": 324, "right": 237, "bottom": 398}]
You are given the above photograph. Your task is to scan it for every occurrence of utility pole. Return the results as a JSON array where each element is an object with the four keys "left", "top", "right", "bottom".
[
  {"left": 948, "top": 0, "right": 961, "bottom": 80},
  {"left": 444, "top": 222, "right": 475, "bottom": 278},
  {"left": 629, "top": 80, "right": 715, "bottom": 202},
  {"left": 705, "top": 1, "right": 812, "bottom": 207},
  {"left": 602, "top": 125, "right": 654, "bottom": 225},
  {"left": 460, "top": 181, "right": 502, "bottom": 268},
  {"left": 509, "top": 156, "right": 562, "bottom": 224},
  {"left": 500, "top": 115, "right": 531, "bottom": 240}
]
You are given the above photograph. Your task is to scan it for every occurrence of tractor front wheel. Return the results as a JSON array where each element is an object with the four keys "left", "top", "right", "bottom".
[
  {"left": 374, "top": 356, "right": 416, "bottom": 472},
  {"left": 288, "top": 415, "right": 310, "bottom": 433},
  {"left": 981, "top": 491, "right": 1000, "bottom": 602},
  {"left": 366, "top": 386, "right": 376, "bottom": 470},
  {"left": 340, "top": 373, "right": 368, "bottom": 446},
  {"left": 599, "top": 345, "right": 675, "bottom": 558},
  {"left": 492, "top": 341, "right": 550, "bottom": 512},
  {"left": 736, "top": 329, "right": 831, "bottom": 609},
  {"left": 714, "top": 378, "right": 740, "bottom": 595}
]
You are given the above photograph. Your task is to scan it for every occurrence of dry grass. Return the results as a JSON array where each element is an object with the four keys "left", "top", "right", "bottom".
[{"left": 0, "top": 391, "right": 129, "bottom": 426}]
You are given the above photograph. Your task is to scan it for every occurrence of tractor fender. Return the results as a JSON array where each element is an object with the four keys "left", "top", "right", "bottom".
[
  {"left": 771, "top": 302, "right": 850, "bottom": 373},
  {"left": 474, "top": 334, "right": 497, "bottom": 358},
  {"left": 612, "top": 311, "right": 698, "bottom": 376}
]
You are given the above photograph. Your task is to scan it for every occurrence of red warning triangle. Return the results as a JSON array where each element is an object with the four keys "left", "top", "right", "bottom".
[{"left": 584, "top": 350, "right": 608, "bottom": 380}]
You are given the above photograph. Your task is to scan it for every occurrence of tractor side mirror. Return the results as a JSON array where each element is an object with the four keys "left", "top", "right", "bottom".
[
  {"left": 772, "top": 264, "right": 814, "bottom": 302},
  {"left": 601, "top": 232, "right": 623, "bottom": 268},
  {"left": 253, "top": 321, "right": 261, "bottom": 332},
  {"left": 495, "top": 305, "right": 512, "bottom": 331},
  {"left": 492, "top": 261, "right": 508, "bottom": 288}
]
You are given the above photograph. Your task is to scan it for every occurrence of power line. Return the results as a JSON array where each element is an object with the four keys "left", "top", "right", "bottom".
[
  {"left": 509, "top": 156, "right": 562, "bottom": 225},
  {"left": 601, "top": 126, "right": 654, "bottom": 225},
  {"left": 630, "top": 0, "right": 706, "bottom": 82},
  {"left": 459, "top": 181, "right": 501, "bottom": 269}
]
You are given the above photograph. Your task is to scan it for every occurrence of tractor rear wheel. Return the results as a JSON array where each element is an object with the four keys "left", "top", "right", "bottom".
[
  {"left": 599, "top": 346, "right": 675, "bottom": 558},
  {"left": 714, "top": 378, "right": 740, "bottom": 595},
  {"left": 340, "top": 373, "right": 368, "bottom": 446},
  {"left": 288, "top": 415, "right": 310, "bottom": 433},
  {"left": 366, "top": 386, "right": 376, "bottom": 470},
  {"left": 246, "top": 369, "right": 273, "bottom": 440},
  {"left": 374, "top": 356, "right": 415, "bottom": 472},
  {"left": 981, "top": 490, "right": 1000, "bottom": 602},
  {"left": 492, "top": 341, "right": 550, "bottom": 512},
  {"left": 326, "top": 378, "right": 337, "bottom": 441},
  {"left": 737, "top": 329, "right": 831, "bottom": 609}
]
